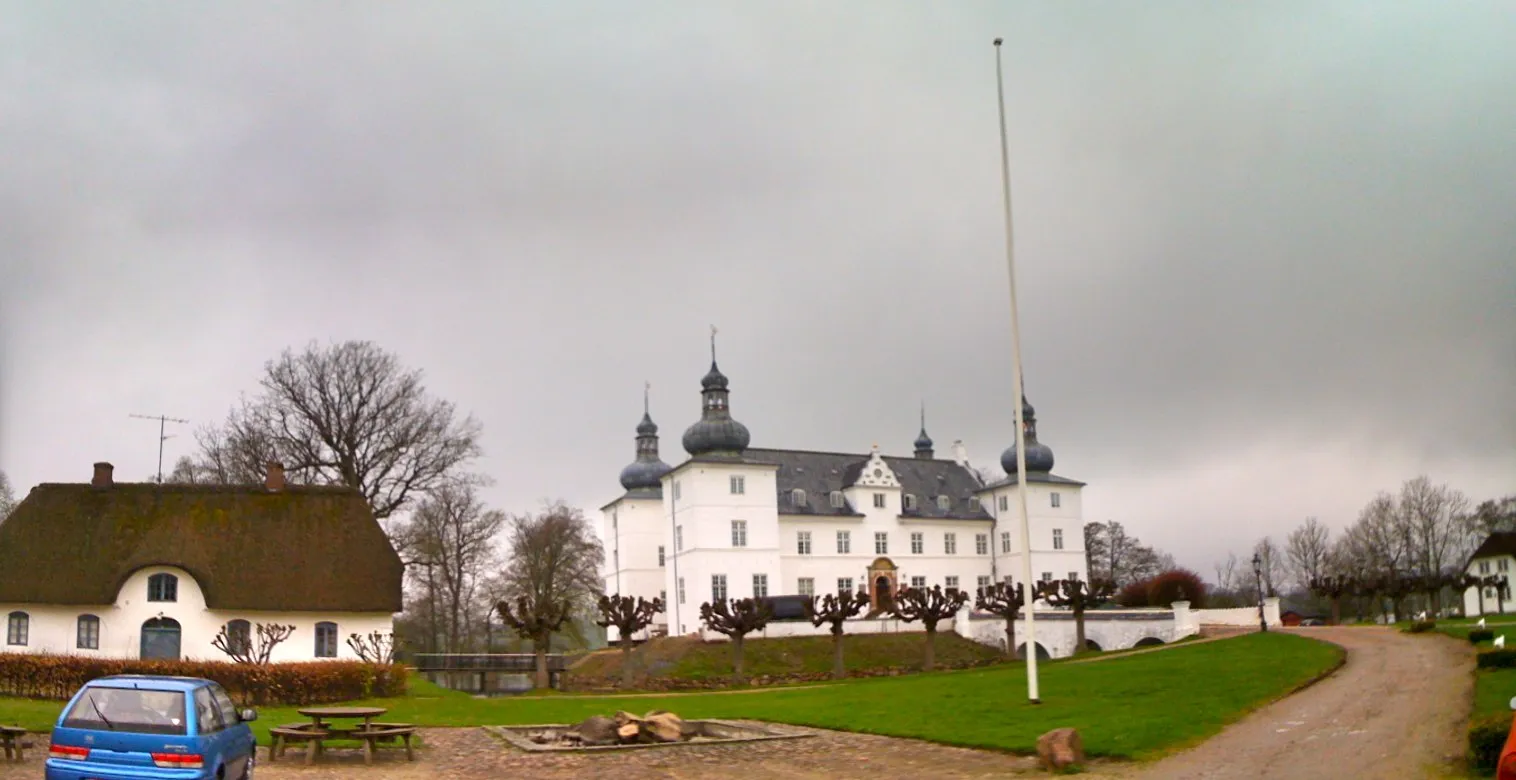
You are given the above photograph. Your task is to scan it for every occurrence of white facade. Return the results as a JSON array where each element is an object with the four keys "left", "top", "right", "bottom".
[
  {"left": 1464, "top": 552, "right": 1516, "bottom": 616},
  {"left": 1, "top": 565, "right": 393, "bottom": 662}
]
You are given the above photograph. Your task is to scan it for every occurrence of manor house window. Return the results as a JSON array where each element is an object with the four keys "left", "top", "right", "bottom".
[
  {"left": 731, "top": 520, "right": 748, "bottom": 547},
  {"left": 977, "top": 575, "right": 991, "bottom": 592},
  {"left": 944, "top": 533, "right": 957, "bottom": 555},
  {"left": 1001, "top": 532, "right": 1012, "bottom": 553},
  {"left": 730, "top": 475, "right": 745, "bottom": 495},
  {"left": 910, "top": 576, "right": 926, "bottom": 589},
  {"left": 945, "top": 576, "right": 959, "bottom": 591},
  {"left": 798, "top": 578, "right": 814, "bottom": 597},
  {"left": 935, "top": 496, "right": 950, "bottom": 511},
  {"left": 791, "top": 489, "right": 806, "bottom": 507},
  {"left": 910, "top": 532, "right": 923, "bottom": 554},
  {"left": 875, "top": 532, "right": 888, "bottom": 555},
  {"left": 976, "top": 534, "right": 988, "bottom": 555},
  {"left": 837, "top": 577, "right": 854, "bottom": 595},
  {"left": 797, "top": 531, "right": 812, "bottom": 555},
  {"left": 1053, "top": 528, "right": 1064, "bottom": 550},
  {"left": 752, "top": 574, "right": 768, "bottom": 598},
  {"left": 998, "top": 496, "right": 1008, "bottom": 511},
  {"left": 712, "top": 574, "right": 728, "bottom": 602},
  {"left": 829, "top": 491, "right": 845, "bottom": 509},
  {"left": 837, "top": 530, "right": 851, "bottom": 554},
  {"left": 872, "top": 493, "right": 886, "bottom": 509},
  {"left": 903, "top": 494, "right": 918, "bottom": 511},
  {"left": 658, "top": 546, "right": 665, "bottom": 567},
  {"left": 1051, "top": 492, "right": 1062, "bottom": 508}
]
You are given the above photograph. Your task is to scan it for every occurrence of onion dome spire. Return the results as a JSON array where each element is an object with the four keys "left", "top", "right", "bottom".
[
  {"left": 914, "top": 401, "right": 935, "bottom": 459},
  {"left": 682, "top": 326, "right": 751, "bottom": 458},
  {"left": 1000, "top": 386, "right": 1056, "bottom": 474},
  {"left": 619, "top": 382, "right": 673, "bottom": 493}
]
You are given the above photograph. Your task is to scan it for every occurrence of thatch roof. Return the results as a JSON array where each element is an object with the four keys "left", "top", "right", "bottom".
[{"left": 0, "top": 480, "right": 403, "bottom": 613}]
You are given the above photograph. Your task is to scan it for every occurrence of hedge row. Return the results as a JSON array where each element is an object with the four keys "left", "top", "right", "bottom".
[
  {"left": 0, "top": 654, "right": 407, "bottom": 706},
  {"left": 1469, "top": 629, "right": 1496, "bottom": 644},
  {"left": 1405, "top": 620, "right": 1436, "bottom": 634},
  {"left": 1478, "top": 649, "right": 1516, "bottom": 670},
  {"left": 1469, "top": 713, "right": 1509, "bottom": 774}
]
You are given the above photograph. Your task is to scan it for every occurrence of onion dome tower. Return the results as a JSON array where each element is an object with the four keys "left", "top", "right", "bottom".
[
  {"left": 1000, "top": 391, "right": 1055, "bottom": 474},
  {"left": 913, "top": 402, "right": 935, "bottom": 460},
  {"left": 618, "top": 383, "right": 673, "bottom": 494},
  {"left": 681, "top": 328, "right": 751, "bottom": 458}
]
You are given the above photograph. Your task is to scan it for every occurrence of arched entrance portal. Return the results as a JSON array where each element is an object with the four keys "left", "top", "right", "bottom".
[
  {"left": 866, "top": 558, "right": 898, "bottom": 613},
  {"left": 141, "top": 617, "right": 182, "bottom": 661},
  {"left": 1133, "top": 636, "right": 1165, "bottom": 649},
  {"left": 1016, "top": 642, "right": 1052, "bottom": 661}
]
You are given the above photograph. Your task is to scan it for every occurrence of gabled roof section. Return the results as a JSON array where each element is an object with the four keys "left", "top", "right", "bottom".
[
  {"left": 978, "top": 471, "right": 1087, "bottom": 490},
  {"left": 0, "top": 482, "right": 404, "bottom": 613},
  {"left": 1469, "top": 532, "right": 1516, "bottom": 566},
  {"left": 745, "top": 448, "right": 992, "bottom": 521}
]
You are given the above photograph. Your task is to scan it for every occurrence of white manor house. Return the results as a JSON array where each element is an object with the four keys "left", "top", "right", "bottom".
[{"left": 601, "top": 351, "right": 1092, "bottom": 640}]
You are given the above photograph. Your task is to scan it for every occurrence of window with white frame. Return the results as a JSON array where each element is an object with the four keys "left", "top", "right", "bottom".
[
  {"left": 673, "top": 480, "right": 681, "bottom": 500},
  {"left": 792, "top": 489, "right": 806, "bottom": 507},
  {"left": 1051, "top": 492, "right": 1062, "bottom": 508},
  {"left": 315, "top": 621, "right": 339, "bottom": 658},
  {"left": 797, "top": 531, "right": 812, "bottom": 555},
  {"left": 798, "top": 578, "right": 815, "bottom": 597},
  {"left": 753, "top": 573, "right": 769, "bottom": 598},
  {"left": 829, "top": 491, "right": 845, "bottom": 508},
  {"left": 660, "top": 590, "right": 667, "bottom": 605},
  {"left": 903, "top": 494, "right": 918, "bottom": 511},
  {"left": 732, "top": 520, "right": 748, "bottom": 547},
  {"left": 676, "top": 525, "right": 684, "bottom": 551},
  {"left": 910, "top": 532, "right": 924, "bottom": 554},
  {"left": 1041, "top": 572, "right": 1053, "bottom": 582},
  {"left": 1052, "top": 528, "right": 1064, "bottom": 550},
  {"left": 910, "top": 576, "right": 926, "bottom": 589},
  {"left": 678, "top": 578, "right": 686, "bottom": 604},
  {"left": 976, "top": 533, "right": 989, "bottom": 555},
  {"left": 712, "top": 574, "right": 728, "bottom": 602},
  {"left": 658, "top": 546, "right": 665, "bottom": 567},
  {"left": 147, "top": 573, "right": 178, "bottom": 603},
  {"left": 730, "top": 475, "right": 745, "bottom": 494},
  {"left": 838, "top": 577, "right": 854, "bottom": 595},
  {"left": 77, "top": 614, "right": 100, "bottom": 650},
  {"left": 945, "top": 575, "right": 959, "bottom": 591},
  {"left": 977, "top": 575, "right": 991, "bottom": 592},
  {"left": 1503, "top": 560, "right": 1511, "bottom": 573},
  {"left": 944, "top": 533, "right": 957, "bottom": 555},
  {"left": 1001, "top": 532, "right": 1012, "bottom": 553},
  {"left": 837, "top": 530, "right": 851, "bottom": 554},
  {"left": 936, "top": 495, "right": 951, "bottom": 511},
  {"left": 998, "top": 495, "right": 1008, "bottom": 511},
  {"left": 873, "top": 493, "right": 887, "bottom": 509},
  {"left": 5, "top": 612, "right": 28, "bottom": 646},
  {"left": 1068, "top": 571, "right": 1079, "bottom": 581},
  {"left": 1482, "top": 562, "right": 1492, "bottom": 574},
  {"left": 875, "top": 532, "right": 888, "bottom": 555}
]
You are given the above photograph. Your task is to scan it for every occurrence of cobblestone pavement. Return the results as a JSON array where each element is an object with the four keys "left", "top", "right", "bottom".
[{"left": 0, "top": 723, "right": 1045, "bottom": 779}]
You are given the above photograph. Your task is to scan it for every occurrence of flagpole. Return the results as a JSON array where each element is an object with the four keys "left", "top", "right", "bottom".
[{"left": 994, "top": 37, "right": 1041, "bottom": 704}]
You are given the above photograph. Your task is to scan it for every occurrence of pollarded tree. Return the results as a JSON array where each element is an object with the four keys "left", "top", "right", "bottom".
[
  {"left": 497, "top": 501, "right": 605, "bottom": 689},
  {"left": 596, "top": 594, "right": 663, "bottom": 688},
  {"left": 1038, "top": 577, "right": 1115, "bottom": 653},
  {"left": 699, "top": 598, "right": 773, "bottom": 684},
  {"left": 346, "top": 631, "right": 397, "bottom": 664},
  {"left": 975, "top": 580, "right": 1027, "bottom": 657},
  {"left": 1309, "top": 575, "right": 1356, "bottom": 625},
  {"left": 211, "top": 622, "right": 294, "bottom": 665},
  {"left": 802, "top": 589, "right": 870, "bottom": 679},
  {"left": 891, "top": 585, "right": 969, "bottom": 672}
]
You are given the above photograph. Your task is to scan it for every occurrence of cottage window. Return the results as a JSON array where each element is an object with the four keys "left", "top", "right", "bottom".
[
  {"left": 6, "top": 612, "right": 28, "bottom": 646},
  {"left": 910, "top": 532, "right": 924, "bottom": 554},
  {"left": 1051, "top": 492, "right": 1062, "bottom": 508},
  {"left": 712, "top": 574, "right": 728, "bottom": 602},
  {"left": 1503, "top": 560, "right": 1511, "bottom": 573},
  {"left": 1481, "top": 561, "right": 1491, "bottom": 574},
  {"left": 936, "top": 495, "right": 951, "bottom": 511},
  {"left": 976, "top": 533, "right": 989, "bottom": 555},
  {"left": 77, "top": 614, "right": 101, "bottom": 650},
  {"left": 798, "top": 578, "right": 815, "bottom": 597},
  {"left": 225, "top": 619, "right": 252, "bottom": 655},
  {"left": 829, "top": 491, "right": 845, "bottom": 509},
  {"left": 944, "top": 533, "right": 957, "bottom": 555},
  {"left": 872, "top": 493, "right": 887, "bottom": 509},
  {"left": 797, "top": 531, "right": 812, "bottom": 555},
  {"left": 837, "top": 530, "right": 851, "bottom": 554},
  {"left": 730, "top": 475, "right": 745, "bottom": 495},
  {"left": 875, "top": 532, "right": 888, "bottom": 555},
  {"left": 147, "top": 573, "right": 179, "bottom": 603},
  {"left": 753, "top": 574, "right": 769, "bottom": 598},
  {"left": 315, "top": 622, "right": 338, "bottom": 658},
  {"left": 792, "top": 489, "right": 807, "bottom": 507},
  {"left": 903, "top": 494, "right": 918, "bottom": 511},
  {"left": 1053, "top": 528, "right": 1064, "bottom": 550}
]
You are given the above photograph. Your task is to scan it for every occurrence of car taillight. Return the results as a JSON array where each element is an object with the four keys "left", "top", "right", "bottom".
[
  {"left": 49, "top": 744, "right": 89, "bottom": 760},
  {"left": 151, "top": 752, "right": 205, "bottom": 769}
]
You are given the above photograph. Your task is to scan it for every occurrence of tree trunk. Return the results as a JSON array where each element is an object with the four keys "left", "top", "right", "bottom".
[
  {"left": 1479, "top": 588, "right": 1486, "bottom": 616},
  {"left": 1003, "top": 617, "right": 1016, "bottom": 658},
  {"left": 831, "top": 628, "right": 845, "bottom": 680},
  {"left": 1074, "top": 607, "right": 1086, "bottom": 652},
  {"left": 534, "top": 636, "right": 550, "bottom": 690},
  {"left": 731, "top": 634, "right": 746, "bottom": 683},
  {"left": 1330, "top": 596, "right": 1341, "bottom": 625},
  {"left": 620, "top": 637, "right": 634, "bottom": 688},
  {"left": 922, "top": 627, "right": 936, "bottom": 672}
]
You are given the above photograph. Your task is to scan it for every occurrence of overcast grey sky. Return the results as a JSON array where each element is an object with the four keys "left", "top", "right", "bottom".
[{"left": 2, "top": 2, "right": 1512, "bottom": 573}]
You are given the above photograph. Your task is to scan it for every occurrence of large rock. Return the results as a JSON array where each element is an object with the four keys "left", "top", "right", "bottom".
[
  {"left": 1036, "top": 728, "right": 1084, "bottom": 771},
  {"left": 640, "top": 710, "right": 686, "bottom": 743},
  {"left": 571, "top": 716, "right": 620, "bottom": 747}
]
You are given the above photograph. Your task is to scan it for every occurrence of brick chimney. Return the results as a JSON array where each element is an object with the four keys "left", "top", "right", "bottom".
[
  {"left": 265, "top": 462, "right": 286, "bottom": 491},
  {"left": 92, "top": 462, "right": 114, "bottom": 487}
]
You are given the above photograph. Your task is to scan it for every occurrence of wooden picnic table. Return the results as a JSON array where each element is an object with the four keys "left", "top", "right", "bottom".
[
  {"left": 298, "top": 706, "right": 388, "bottom": 732},
  {"left": 1, "top": 725, "right": 30, "bottom": 762},
  {"left": 274, "top": 707, "right": 414, "bottom": 765}
]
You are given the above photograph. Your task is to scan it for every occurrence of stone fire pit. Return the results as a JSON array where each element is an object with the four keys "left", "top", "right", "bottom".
[{"left": 489, "top": 710, "right": 810, "bottom": 752}]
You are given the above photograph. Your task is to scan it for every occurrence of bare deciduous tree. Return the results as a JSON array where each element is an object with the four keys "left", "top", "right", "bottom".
[
  {"left": 1085, "top": 521, "right": 1167, "bottom": 587},
  {"left": 346, "top": 631, "right": 397, "bottom": 664},
  {"left": 1286, "top": 517, "right": 1333, "bottom": 592},
  {"left": 891, "top": 585, "right": 969, "bottom": 671},
  {"left": 1252, "top": 536, "right": 1286, "bottom": 597},
  {"left": 1471, "top": 496, "right": 1516, "bottom": 536},
  {"left": 182, "top": 340, "right": 484, "bottom": 551},
  {"left": 0, "top": 470, "right": 14, "bottom": 521},
  {"left": 803, "top": 589, "right": 869, "bottom": 679},
  {"left": 406, "top": 482, "right": 505, "bottom": 652},
  {"left": 1037, "top": 577, "right": 1115, "bottom": 652},
  {"left": 596, "top": 594, "right": 663, "bottom": 688},
  {"left": 496, "top": 501, "right": 603, "bottom": 689},
  {"left": 1308, "top": 575, "right": 1355, "bottom": 625},
  {"left": 1398, "top": 476, "right": 1473, "bottom": 612},
  {"left": 211, "top": 622, "right": 294, "bottom": 665},
  {"left": 975, "top": 580, "right": 1027, "bottom": 657},
  {"left": 699, "top": 598, "right": 773, "bottom": 683}
]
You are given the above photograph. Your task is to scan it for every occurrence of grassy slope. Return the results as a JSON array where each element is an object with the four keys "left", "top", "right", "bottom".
[
  {"left": 0, "top": 632, "right": 1342, "bottom": 760},
  {"left": 572, "top": 631, "right": 1005, "bottom": 683}
]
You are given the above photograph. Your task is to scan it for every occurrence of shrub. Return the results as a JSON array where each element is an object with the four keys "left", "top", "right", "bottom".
[
  {"left": 1146, "top": 569, "right": 1208, "bottom": 608},
  {"left": 1116, "top": 580, "right": 1151, "bottom": 607},
  {"left": 1405, "top": 620, "right": 1436, "bottom": 634},
  {"left": 0, "top": 653, "right": 407, "bottom": 705},
  {"left": 1470, "top": 629, "right": 1496, "bottom": 644},
  {"left": 1477, "top": 649, "right": 1516, "bottom": 670},
  {"left": 1469, "top": 713, "right": 1511, "bottom": 774}
]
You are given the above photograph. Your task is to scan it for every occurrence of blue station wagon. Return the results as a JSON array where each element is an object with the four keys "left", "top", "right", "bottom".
[{"left": 46, "top": 675, "right": 258, "bottom": 780}]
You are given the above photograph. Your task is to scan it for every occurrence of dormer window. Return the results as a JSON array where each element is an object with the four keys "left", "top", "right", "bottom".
[
  {"left": 792, "top": 489, "right": 807, "bottom": 507},
  {"left": 936, "top": 495, "right": 951, "bottom": 511},
  {"left": 829, "top": 491, "right": 845, "bottom": 509},
  {"left": 903, "top": 494, "right": 918, "bottom": 511},
  {"left": 147, "top": 573, "right": 178, "bottom": 603}
]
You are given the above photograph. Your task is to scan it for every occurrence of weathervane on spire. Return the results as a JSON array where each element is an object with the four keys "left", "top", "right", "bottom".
[
  {"left": 920, "top": 400, "right": 926, "bottom": 430},
  {"left": 710, "top": 324, "right": 718, "bottom": 362},
  {"left": 644, "top": 381, "right": 651, "bottom": 414}
]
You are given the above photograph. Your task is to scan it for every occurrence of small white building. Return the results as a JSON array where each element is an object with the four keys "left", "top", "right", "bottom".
[
  {"left": 1463, "top": 532, "right": 1516, "bottom": 616},
  {"left": 602, "top": 354, "right": 1090, "bottom": 639},
  {"left": 0, "top": 462, "right": 403, "bottom": 662}
]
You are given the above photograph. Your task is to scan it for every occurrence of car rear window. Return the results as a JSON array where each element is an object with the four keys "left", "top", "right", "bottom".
[{"left": 62, "top": 686, "right": 188, "bottom": 735}]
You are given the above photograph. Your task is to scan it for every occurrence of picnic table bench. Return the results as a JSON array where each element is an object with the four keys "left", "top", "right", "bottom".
[
  {"left": 267, "top": 708, "right": 416, "bottom": 765},
  {"left": 1, "top": 725, "right": 33, "bottom": 762}
]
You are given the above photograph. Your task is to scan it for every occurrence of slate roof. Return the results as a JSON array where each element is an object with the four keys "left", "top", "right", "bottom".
[
  {"left": 0, "top": 481, "right": 404, "bottom": 613},
  {"left": 980, "top": 472, "right": 1087, "bottom": 489},
  {"left": 1469, "top": 532, "right": 1516, "bottom": 566},
  {"left": 744, "top": 448, "right": 995, "bottom": 521}
]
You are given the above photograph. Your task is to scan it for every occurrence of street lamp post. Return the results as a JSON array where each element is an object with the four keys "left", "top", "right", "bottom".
[{"left": 1252, "top": 552, "right": 1267, "bottom": 633}]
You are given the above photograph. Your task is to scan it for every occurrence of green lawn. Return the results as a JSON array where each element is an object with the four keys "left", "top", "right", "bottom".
[{"left": 0, "top": 632, "right": 1342, "bottom": 760}]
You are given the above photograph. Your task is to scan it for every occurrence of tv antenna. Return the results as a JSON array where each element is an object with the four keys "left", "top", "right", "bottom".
[{"left": 130, "top": 413, "right": 190, "bottom": 483}]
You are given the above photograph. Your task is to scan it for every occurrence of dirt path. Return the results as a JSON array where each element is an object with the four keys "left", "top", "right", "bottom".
[{"left": 1089, "top": 626, "right": 1474, "bottom": 779}]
